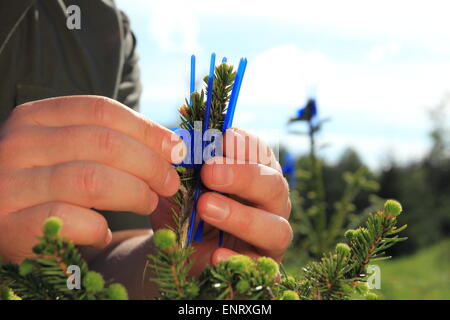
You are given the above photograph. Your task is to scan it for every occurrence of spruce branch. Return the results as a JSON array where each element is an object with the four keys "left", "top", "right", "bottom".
[
  {"left": 148, "top": 199, "right": 406, "bottom": 300},
  {"left": 0, "top": 217, "right": 128, "bottom": 300},
  {"left": 298, "top": 199, "right": 407, "bottom": 300},
  {"left": 172, "top": 62, "right": 236, "bottom": 250},
  {"left": 148, "top": 229, "right": 199, "bottom": 300},
  {"left": 147, "top": 59, "right": 408, "bottom": 301}
]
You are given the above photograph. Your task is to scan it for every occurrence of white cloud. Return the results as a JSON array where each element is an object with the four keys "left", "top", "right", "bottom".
[
  {"left": 118, "top": 0, "right": 450, "bottom": 54},
  {"left": 115, "top": 0, "right": 450, "bottom": 167},
  {"left": 116, "top": 0, "right": 201, "bottom": 53},
  {"left": 240, "top": 44, "right": 334, "bottom": 107},
  {"left": 148, "top": 2, "right": 200, "bottom": 53},
  {"left": 196, "top": 0, "right": 450, "bottom": 51},
  {"left": 368, "top": 43, "right": 401, "bottom": 63},
  {"left": 140, "top": 84, "right": 185, "bottom": 103},
  {"left": 241, "top": 43, "right": 450, "bottom": 129},
  {"left": 234, "top": 110, "right": 257, "bottom": 126},
  {"left": 230, "top": 43, "right": 450, "bottom": 168}
]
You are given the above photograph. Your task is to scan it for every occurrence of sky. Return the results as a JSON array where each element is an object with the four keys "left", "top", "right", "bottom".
[{"left": 115, "top": 0, "right": 450, "bottom": 169}]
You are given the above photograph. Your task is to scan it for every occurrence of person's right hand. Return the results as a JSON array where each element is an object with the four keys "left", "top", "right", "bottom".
[{"left": 0, "top": 95, "right": 185, "bottom": 264}]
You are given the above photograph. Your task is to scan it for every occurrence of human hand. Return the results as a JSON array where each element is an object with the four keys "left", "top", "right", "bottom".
[
  {"left": 151, "top": 128, "right": 292, "bottom": 275},
  {"left": 0, "top": 95, "right": 185, "bottom": 263}
]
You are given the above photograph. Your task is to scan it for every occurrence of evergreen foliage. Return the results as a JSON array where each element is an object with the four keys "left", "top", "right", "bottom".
[
  {"left": 147, "top": 61, "right": 408, "bottom": 300},
  {"left": 0, "top": 217, "right": 128, "bottom": 300},
  {"left": 0, "top": 60, "right": 409, "bottom": 300},
  {"left": 172, "top": 62, "right": 236, "bottom": 249},
  {"left": 148, "top": 200, "right": 407, "bottom": 300},
  {"left": 286, "top": 104, "right": 381, "bottom": 259}
]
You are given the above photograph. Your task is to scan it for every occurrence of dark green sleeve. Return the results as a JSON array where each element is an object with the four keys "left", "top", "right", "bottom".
[{"left": 116, "top": 10, "right": 142, "bottom": 112}]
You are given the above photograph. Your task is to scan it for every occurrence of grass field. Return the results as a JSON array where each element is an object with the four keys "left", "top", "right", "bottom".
[{"left": 375, "top": 239, "right": 450, "bottom": 300}]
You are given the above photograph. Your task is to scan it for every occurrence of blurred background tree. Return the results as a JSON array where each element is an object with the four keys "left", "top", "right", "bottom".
[
  {"left": 281, "top": 95, "right": 450, "bottom": 299},
  {"left": 378, "top": 93, "right": 450, "bottom": 256},
  {"left": 283, "top": 97, "right": 380, "bottom": 264}
]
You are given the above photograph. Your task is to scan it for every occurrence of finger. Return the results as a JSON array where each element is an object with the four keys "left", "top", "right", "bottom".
[
  {"left": 201, "top": 159, "right": 290, "bottom": 217},
  {"left": 1, "top": 161, "right": 158, "bottom": 215},
  {"left": 8, "top": 95, "right": 186, "bottom": 163},
  {"left": 5, "top": 125, "right": 179, "bottom": 196},
  {"left": 0, "top": 202, "right": 111, "bottom": 264},
  {"left": 223, "top": 128, "right": 281, "bottom": 172},
  {"left": 197, "top": 192, "right": 292, "bottom": 258}
]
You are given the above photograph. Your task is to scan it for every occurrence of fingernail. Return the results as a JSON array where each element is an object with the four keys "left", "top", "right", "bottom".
[
  {"left": 203, "top": 194, "right": 230, "bottom": 221},
  {"left": 258, "top": 164, "right": 278, "bottom": 176},
  {"left": 163, "top": 133, "right": 186, "bottom": 164},
  {"left": 104, "top": 228, "right": 112, "bottom": 246},
  {"left": 212, "top": 165, "right": 233, "bottom": 186},
  {"left": 163, "top": 168, "right": 179, "bottom": 193}
]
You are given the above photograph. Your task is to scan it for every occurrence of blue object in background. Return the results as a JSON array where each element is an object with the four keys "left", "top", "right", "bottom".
[
  {"left": 296, "top": 97, "right": 318, "bottom": 121},
  {"left": 282, "top": 152, "right": 296, "bottom": 188}
]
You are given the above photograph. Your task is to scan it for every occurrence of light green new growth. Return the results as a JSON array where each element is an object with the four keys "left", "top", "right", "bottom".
[
  {"left": 0, "top": 217, "right": 129, "bottom": 300},
  {"left": 146, "top": 61, "right": 409, "bottom": 300},
  {"left": 384, "top": 199, "right": 403, "bottom": 216},
  {"left": 0, "top": 61, "right": 409, "bottom": 301}
]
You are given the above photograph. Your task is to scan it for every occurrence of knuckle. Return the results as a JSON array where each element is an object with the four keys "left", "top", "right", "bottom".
[
  {"left": 91, "top": 96, "right": 110, "bottom": 123},
  {"left": 146, "top": 152, "right": 161, "bottom": 181},
  {"left": 141, "top": 116, "right": 157, "bottom": 145},
  {"left": 77, "top": 163, "right": 102, "bottom": 199},
  {"left": 96, "top": 128, "right": 119, "bottom": 155}
]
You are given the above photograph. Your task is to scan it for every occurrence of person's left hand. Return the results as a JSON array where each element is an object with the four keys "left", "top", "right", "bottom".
[{"left": 151, "top": 128, "right": 292, "bottom": 275}]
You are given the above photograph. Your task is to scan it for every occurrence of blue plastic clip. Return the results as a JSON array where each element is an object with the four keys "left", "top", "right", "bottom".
[
  {"left": 190, "top": 55, "right": 195, "bottom": 106},
  {"left": 187, "top": 54, "right": 248, "bottom": 248}
]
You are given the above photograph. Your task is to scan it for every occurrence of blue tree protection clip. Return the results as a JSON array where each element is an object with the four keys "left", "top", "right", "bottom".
[
  {"left": 192, "top": 53, "right": 216, "bottom": 244},
  {"left": 180, "top": 54, "right": 248, "bottom": 247},
  {"left": 189, "top": 55, "right": 196, "bottom": 107}
]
